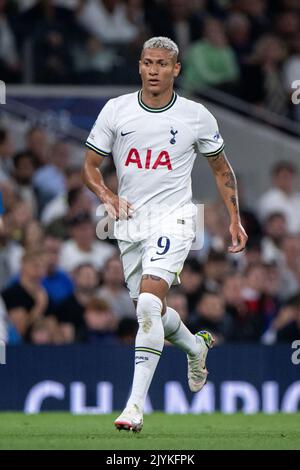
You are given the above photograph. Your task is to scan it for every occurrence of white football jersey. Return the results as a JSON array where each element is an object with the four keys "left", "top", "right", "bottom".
[{"left": 86, "top": 90, "right": 224, "bottom": 241}]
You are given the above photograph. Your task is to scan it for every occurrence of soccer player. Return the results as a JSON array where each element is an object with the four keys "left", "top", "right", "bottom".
[{"left": 82, "top": 37, "right": 248, "bottom": 432}]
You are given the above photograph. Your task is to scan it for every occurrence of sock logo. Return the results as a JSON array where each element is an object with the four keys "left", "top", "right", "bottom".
[
  {"left": 135, "top": 347, "right": 162, "bottom": 357},
  {"left": 135, "top": 355, "right": 149, "bottom": 365}
]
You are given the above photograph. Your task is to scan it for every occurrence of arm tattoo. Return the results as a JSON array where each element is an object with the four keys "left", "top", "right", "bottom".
[
  {"left": 209, "top": 153, "right": 222, "bottom": 162},
  {"left": 230, "top": 196, "right": 237, "bottom": 208},
  {"left": 207, "top": 152, "right": 227, "bottom": 173},
  {"left": 208, "top": 151, "right": 240, "bottom": 217},
  {"left": 142, "top": 274, "right": 162, "bottom": 281},
  {"left": 222, "top": 170, "right": 236, "bottom": 189}
]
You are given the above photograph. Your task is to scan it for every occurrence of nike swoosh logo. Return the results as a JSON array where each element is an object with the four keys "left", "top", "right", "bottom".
[
  {"left": 150, "top": 256, "right": 166, "bottom": 262},
  {"left": 121, "top": 131, "right": 136, "bottom": 136},
  {"left": 135, "top": 361, "right": 146, "bottom": 365}
]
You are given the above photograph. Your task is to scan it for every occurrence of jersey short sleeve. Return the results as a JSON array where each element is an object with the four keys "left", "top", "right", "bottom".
[
  {"left": 196, "top": 106, "right": 225, "bottom": 157},
  {"left": 86, "top": 99, "right": 115, "bottom": 157}
]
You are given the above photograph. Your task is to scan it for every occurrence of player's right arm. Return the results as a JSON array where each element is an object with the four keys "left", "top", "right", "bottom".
[{"left": 82, "top": 148, "right": 132, "bottom": 220}]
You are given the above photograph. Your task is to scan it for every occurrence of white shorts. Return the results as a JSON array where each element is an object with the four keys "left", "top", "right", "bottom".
[{"left": 118, "top": 230, "right": 195, "bottom": 299}]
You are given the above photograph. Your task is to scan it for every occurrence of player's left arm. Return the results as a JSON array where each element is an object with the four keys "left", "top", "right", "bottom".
[{"left": 207, "top": 150, "right": 248, "bottom": 253}]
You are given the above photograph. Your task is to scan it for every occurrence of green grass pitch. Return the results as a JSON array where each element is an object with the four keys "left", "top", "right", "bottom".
[{"left": 0, "top": 413, "right": 299, "bottom": 450}]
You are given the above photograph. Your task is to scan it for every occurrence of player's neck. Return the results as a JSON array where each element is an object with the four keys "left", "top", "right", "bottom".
[{"left": 141, "top": 88, "right": 174, "bottom": 109}]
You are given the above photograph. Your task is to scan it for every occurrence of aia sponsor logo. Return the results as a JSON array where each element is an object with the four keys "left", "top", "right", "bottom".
[{"left": 125, "top": 148, "right": 172, "bottom": 170}]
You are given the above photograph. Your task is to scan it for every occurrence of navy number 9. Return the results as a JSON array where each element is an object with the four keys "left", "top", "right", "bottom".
[{"left": 156, "top": 236, "right": 170, "bottom": 255}]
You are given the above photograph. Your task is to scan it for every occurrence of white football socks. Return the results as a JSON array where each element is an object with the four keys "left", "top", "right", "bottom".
[
  {"left": 126, "top": 293, "right": 164, "bottom": 411},
  {"left": 162, "top": 306, "right": 199, "bottom": 356}
]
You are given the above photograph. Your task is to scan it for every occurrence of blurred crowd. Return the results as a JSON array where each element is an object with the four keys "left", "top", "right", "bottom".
[
  {"left": 0, "top": 124, "right": 300, "bottom": 347},
  {"left": 1, "top": 0, "right": 300, "bottom": 121}
]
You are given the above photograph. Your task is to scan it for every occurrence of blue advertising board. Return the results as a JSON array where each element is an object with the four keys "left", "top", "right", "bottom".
[
  {"left": 0, "top": 344, "right": 299, "bottom": 414},
  {"left": 7, "top": 95, "right": 109, "bottom": 132}
]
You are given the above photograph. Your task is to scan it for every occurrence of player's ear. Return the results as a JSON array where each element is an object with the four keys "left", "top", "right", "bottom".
[
  {"left": 174, "top": 62, "right": 181, "bottom": 78},
  {"left": 138, "top": 60, "right": 142, "bottom": 75}
]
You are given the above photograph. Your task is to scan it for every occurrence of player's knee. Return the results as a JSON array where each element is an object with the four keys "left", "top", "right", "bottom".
[{"left": 136, "top": 292, "right": 162, "bottom": 324}]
